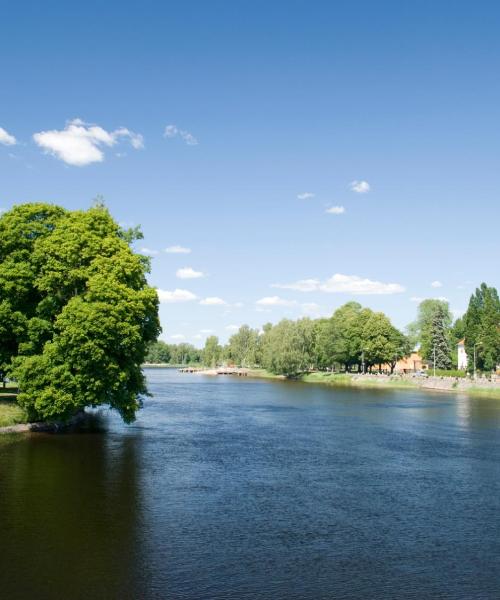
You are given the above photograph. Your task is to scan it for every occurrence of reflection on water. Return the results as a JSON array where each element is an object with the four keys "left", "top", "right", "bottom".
[
  {"left": 1, "top": 369, "right": 500, "bottom": 599},
  {"left": 0, "top": 425, "right": 143, "bottom": 599}
]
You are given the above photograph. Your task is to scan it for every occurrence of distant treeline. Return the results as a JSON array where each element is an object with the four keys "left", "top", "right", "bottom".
[{"left": 147, "top": 283, "right": 499, "bottom": 377}]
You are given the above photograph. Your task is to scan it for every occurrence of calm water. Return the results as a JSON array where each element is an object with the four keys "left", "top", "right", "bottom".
[{"left": 1, "top": 370, "right": 500, "bottom": 599}]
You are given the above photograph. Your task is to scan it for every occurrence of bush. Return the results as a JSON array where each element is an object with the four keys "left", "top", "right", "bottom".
[{"left": 431, "top": 369, "right": 467, "bottom": 378}]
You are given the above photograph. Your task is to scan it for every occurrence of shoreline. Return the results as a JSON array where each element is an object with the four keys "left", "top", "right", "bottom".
[{"left": 246, "top": 369, "right": 500, "bottom": 399}]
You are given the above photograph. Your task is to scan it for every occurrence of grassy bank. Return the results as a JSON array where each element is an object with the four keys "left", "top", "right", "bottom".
[
  {"left": 248, "top": 369, "right": 500, "bottom": 399},
  {"left": 0, "top": 401, "right": 28, "bottom": 428}
]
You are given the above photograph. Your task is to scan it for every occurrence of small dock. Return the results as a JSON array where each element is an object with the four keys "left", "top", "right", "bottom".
[{"left": 178, "top": 367, "right": 249, "bottom": 376}]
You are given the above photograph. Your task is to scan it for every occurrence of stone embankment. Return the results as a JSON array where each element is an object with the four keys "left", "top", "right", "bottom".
[{"left": 351, "top": 373, "right": 500, "bottom": 393}]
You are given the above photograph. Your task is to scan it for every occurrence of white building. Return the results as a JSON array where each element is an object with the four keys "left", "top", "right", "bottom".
[{"left": 457, "top": 339, "right": 468, "bottom": 370}]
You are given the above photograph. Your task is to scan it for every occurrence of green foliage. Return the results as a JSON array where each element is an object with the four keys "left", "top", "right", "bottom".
[
  {"left": 227, "top": 325, "right": 261, "bottom": 367},
  {"left": 203, "top": 336, "right": 222, "bottom": 367},
  {"left": 145, "top": 341, "right": 172, "bottom": 364},
  {"left": 429, "top": 304, "right": 453, "bottom": 370},
  {"left": 463, "top": 283, "right": 500, "bottom": 373},
  {"left": 261, "top": 318, "right": 316, "bottom": 377},
  {"left": 410, "top": 299, "right": 452, "bottom": 362},
  {"left": 0, "top": 203, "right": 160, "bottom": 423},
  {"left": 432, "top": 369, "right": 466, "bottom": 378}
]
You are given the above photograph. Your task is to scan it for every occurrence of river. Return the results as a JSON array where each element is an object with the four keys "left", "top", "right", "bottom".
[{"left": 1, "top": 368, "right": 500, "bottom": 599}]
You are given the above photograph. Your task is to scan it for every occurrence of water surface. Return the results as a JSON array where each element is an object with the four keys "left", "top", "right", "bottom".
[{"left": 1, "top": 369, "right": 500, "bottom": 599}]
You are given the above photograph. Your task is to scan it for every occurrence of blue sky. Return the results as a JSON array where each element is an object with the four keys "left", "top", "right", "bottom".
[{"left": 1, "top": 0, "right": 499, "bottom": 345}]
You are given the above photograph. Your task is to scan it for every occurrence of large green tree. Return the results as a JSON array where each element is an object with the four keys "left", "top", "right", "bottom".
[
  {"left": 227, "top": 325, "right": 260, "bottom": 367},
  {"left": 409, "top": 299, "right": 452, "bottom": 363},
  {"left": 0, "top": 203, "right": 160, "bottom": 423},
  {"left": 203, "top": 335, "right": 222, "bottom": 367},
  {"left": 261, "top": 318, "right": 316, "bottom": 376},
  {"left": 463, "top": 283, "right": 500, "bottom": 373}
]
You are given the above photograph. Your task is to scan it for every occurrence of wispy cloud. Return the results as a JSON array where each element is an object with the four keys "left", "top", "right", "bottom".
[
  {"left": 140, "top": 247, "right": 159, "bottom": 256},
  {"left": 225, "top": 324, "right": 240, "bottom": 332},
  {"left": 410, "top": 296, "right": 448, "bottom": 303},
  {"left": 176, "top": 267, "right": 204, "bottom": 279},
  {"left": 272, "top": 279, "right": 319, "bottom": 292},
  {"left": 326, "top": 205, "right": 345, "bottom": 214},
  {"left": 0, "top": 127, "right": 17, "bottom": 146},
  {"left": 297, "top": 192, "right": 315, "bottom": 200},
  {"left": 273, "top": 273, "right": 405, "bottom": 295},
  {"left": 165, "top": 245, "right": 191, "bottom": 254},
  {"left": 200, "top": 297, "right": 227, "bottom": 306},
  {"left": 170, "top": 334, "right": 186, "bottom": 340},
  {"left": 157, "top": 288, "right": 197, "bottom": 303},
  {"left": 164, "top": 124, "right": 198, "bottom": 146},
  {"left": 33, "top": 118, "right": 144, "bottom": 166},
  {"left": 200, "top": 329, "right": 214, "bottom": 334},
  {"left": 256, "top": 296, "right": 296, "bottom": 307},
  {"left": 431, "top": 280, "right": 443, "bottom": 288},
  {"left": 350, "top": 180, "right": 370, "bottom": 194},
  {"left": 301, "top": 303, "right": 321, "bottom": 316}
]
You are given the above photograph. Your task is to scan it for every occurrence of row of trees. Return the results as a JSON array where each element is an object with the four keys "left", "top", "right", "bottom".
[
  {"left": 145, "top": 341, "right": 202, "bottom": 365},
  {"left": 148, "top": 283, "right": 499, "bottom": 377},
  {"left": 0, "top": 203, "right": 160, "bottom": 423},
  {"left": 148, "top": 302, "right": 412, "bottom": 377},
  {"left": 407, "top": 283, "right": 500, "bottom": 373}
]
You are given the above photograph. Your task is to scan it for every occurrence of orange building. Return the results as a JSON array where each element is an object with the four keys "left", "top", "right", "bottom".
[{"left": 375, "top": 352, "right": 426, "bottom": 374}]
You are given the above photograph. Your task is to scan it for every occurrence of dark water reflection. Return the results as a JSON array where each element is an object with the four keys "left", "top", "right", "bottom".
[{"left": 1, "top": 369, "right": 500, "bottom": 599}]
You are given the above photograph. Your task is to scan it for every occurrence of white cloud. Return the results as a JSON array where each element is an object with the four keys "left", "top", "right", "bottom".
[
  {"left": 200, "top": 329, "right": 214, "bottom": 334},
  {"left": 165, "top": 245, "right": 191, "bottom": 254},
  {"left": 301, "top": 302, "right": 321, "bottom": 315},
  {"left": 0, "top": 127, "right": 16, "bottom": 146},
  {"left": 272, "top": 278, "right": 319, "bottom": 292},
  {"left": 157, "top": 288, "right": 197, "bottom": 303},
  {"left": 225, "top": 324, "right": 240, "bottom": 332},
  {"left": 33, "top": 118, "right": 144, "bottom": 166},
  {"left": 274, "top": 274, "right": 404, "bottom": 295},
  {"left": 200, "top": 297, "right": 227, "bottom": 306},
  {"left": 164, "top": 124, "right": 198, "bottom": 146},
  {"left": 170, "top": 334, "right": 186, "bottom": 341},
  {"left": 176, "top": 267, "right": 204, "bottom": 279},
  {"left": 431, "top": 280, "right": 443, "bottom": 288},
  {"left": 256, "top": 296, "right": 296, "bottom": 307},
  {"left": 326, "top": 205, "right": 345, "bottom": 214},
  {"left": 140, "top": 247, "right": 159, "bottom": 256},
  {"left": 350, "top": 180, "right": 371, "bottom": 194},
  {"left": 410, "top": 296, "right": 424, "bottom": 303},
  {"left": 192, "top": 334, "right": 203, "bottom": 340},
  {"left": 297, "top": 192, "right": 315, "bottom": 200},
  {"left": 233, "top": 302, "right": 244, "bottom": 308},
  {"left": 320, "top": 274, "right": 404, "bottom": 294}
]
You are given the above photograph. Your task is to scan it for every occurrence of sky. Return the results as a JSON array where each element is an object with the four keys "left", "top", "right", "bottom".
[{"left": 1, "top": 0, "right": 499, "bottom": 346}]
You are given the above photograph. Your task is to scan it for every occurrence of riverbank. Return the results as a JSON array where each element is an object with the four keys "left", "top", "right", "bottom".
[
  {"left": 0, "top": 401, "right": 28, "bottom": 428},
  {"left": 0, "top": 408, "right": 90, "bottom": 435},
  {"left": 247, "top": 369, "right": 500, "bottom": 399}
]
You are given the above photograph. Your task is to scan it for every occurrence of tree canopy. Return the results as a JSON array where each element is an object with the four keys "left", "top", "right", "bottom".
[
  {"left": 0, "top": 203, "right": 160, "bottom": 423},
  {"left": 463, "top": 283, "right": 500, "bottom": 372}
]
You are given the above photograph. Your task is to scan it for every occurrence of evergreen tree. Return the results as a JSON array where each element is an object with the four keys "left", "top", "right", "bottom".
[
  {"left": 464, "top": 283, "right": 500, "bottom": 372},
  {"left": 429, "top": 305, "right": 452, "bottom": 370}
]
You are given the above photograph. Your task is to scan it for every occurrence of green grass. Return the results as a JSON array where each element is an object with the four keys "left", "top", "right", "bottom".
[
  {"left": 431, "top": 369, "right": 467, "bottom": 378},
  {"left": 301, "top": 372, "right": 420, "bottom": 390},
  {"left": 0, "top": 401, "right": 28, "bottom": 427}
]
